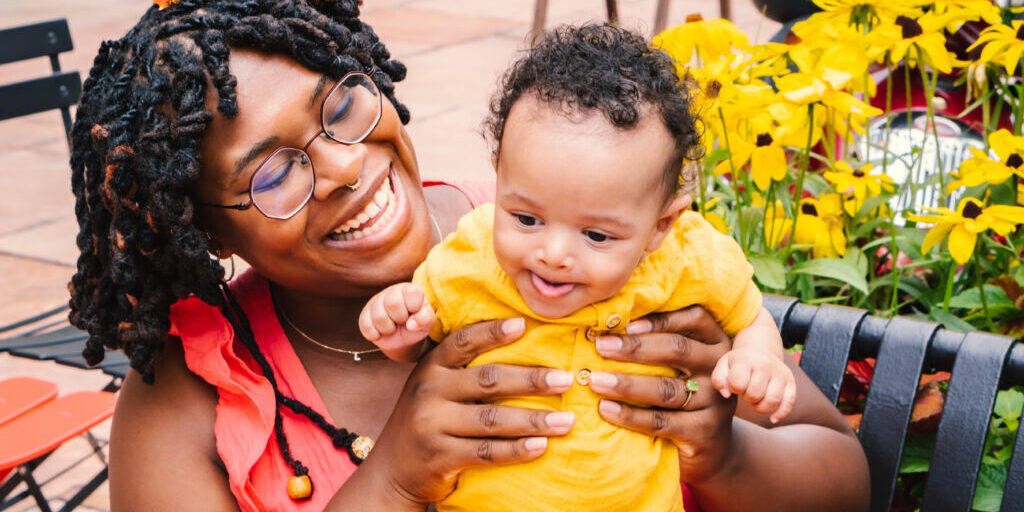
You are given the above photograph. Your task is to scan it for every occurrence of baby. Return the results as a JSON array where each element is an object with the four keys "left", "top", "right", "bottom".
[{"left": 359, "top": 24, "right": 795, "bottom": 512}]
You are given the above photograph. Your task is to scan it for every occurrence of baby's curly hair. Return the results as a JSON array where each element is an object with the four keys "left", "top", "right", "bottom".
[
  {"left": 69, "top": 0, "right": 409, "bottom": 383},
  {"left": 485, "top": 23, "right": 702, "bottom": 202}
]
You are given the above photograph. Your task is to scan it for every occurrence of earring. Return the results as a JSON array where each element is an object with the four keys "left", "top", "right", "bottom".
[
  {"left": 222, "top": 255, "right": 236, "bottom": 282},
  {"left": 345, "top": 178, "right": 361, "bottom": 191}
]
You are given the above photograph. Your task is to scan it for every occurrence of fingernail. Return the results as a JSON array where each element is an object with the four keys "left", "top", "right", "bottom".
[
  {"left": 407, "top": 319, "right": 419, "bottom": 330},
  {"left": 524, "top": 437, "right": 548, "bottom": 452},
  {"left": 720, "top": 389, "right": 731, "bottom": 399},
  {"left": 599, "top": 399, "right": 621, "bottom": 415},
  {"left": 626, "top": 319, "right": 652, "bottom": 334},
  {"left": 588, "top": 372, "right": 617, "bottom": 390},
  {"left": 546, "top": 370, "right": 573, "bottom": 389},
  {"left": 595, "top": 336, "right": 622, "bottom": 354},
  {"left": 502, "top": 318, "right": 525, "bottom": 335},
  {"left": 545, "top": 412, "right": 575, "bottom": 429},
  {"left": 770, "top": 416, "right": 780, "bottom": 424}
]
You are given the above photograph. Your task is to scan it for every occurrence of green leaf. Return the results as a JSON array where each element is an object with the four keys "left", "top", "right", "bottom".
[
  {"left": 844, "top": 247, "right": 869, "bottom": 277},
  {"left": 972, "top": 463, "right": 1007, "bottom": 512},
  {"left": 791, "top": 258, "right": 869, "bottom": 295},
  {"left": 928, "top": 308, "right": 977, "bottom": 333},
  {"left": 900, "top": 433, "right": 934, "bottom": 474},
  {"left": 749, "top": 254, "right": 787, "bottom": 290},
  {"left": 949, "top": 285, "right": 1013, "bottom": 310},
  {"left": 994, "top": 389, "right": 1024, "bottom": 431}
]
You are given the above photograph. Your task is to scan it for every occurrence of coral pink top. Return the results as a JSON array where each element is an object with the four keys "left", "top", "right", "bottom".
[{"left": 168, "top": 181, "right": 700, "bottom": 511}]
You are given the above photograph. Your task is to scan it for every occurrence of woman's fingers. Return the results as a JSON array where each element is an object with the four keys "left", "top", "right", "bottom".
[
  {"left": 444, "top": 364, "right": 574, "bottom": 401},
  {"left": 445, "top": 437, "right": 550, "bottom": 469},
  {"left": 595, "top": 332, "right": 725, "bottom": 374},
  {"left": 589, "top": 372, "right": 711, "bottom": 411},
  {"left": 627, "top": 306, "right": 732, "bottom": 348},
  {"left": 428, "top": 318, "right": 525, "bottom": 368},
  {"left": 440, "top": 402, "right": 575, "bottom": 438}
]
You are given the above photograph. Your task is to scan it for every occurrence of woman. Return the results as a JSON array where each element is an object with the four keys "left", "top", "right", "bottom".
[{"left": 68, "top": 1, "right": 869, "bottom": 510}]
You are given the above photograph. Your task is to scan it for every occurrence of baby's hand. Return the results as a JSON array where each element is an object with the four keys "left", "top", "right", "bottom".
[
  {"left": 710, "top": 348, "right": 796, "bottom": 424},
  {"left": 358, "top": 283, "right": 434, "bottom": 362}
]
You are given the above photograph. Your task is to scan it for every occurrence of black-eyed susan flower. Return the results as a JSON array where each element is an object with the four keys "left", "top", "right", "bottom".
[
  {"left": 907, "top": 198, "right": 1024, "bottom": 264},
  {"left": 948, "top": 129, "right": 1024, "bottom": 191},
  {"left": 866, "top": 12, "right": 955, "bottom": 73},
  {"left": 824, "top": 162, "right": 895, "bottom": 214},
  {"left": 713, "top": 123, "right": 790, "bottom": 191},
  {"left": 653, "top": 14, "right": 748, "bottom": 65},
  {"left": 971, "top": 20, "right": 1024, "bottom": 75},
  {"left": 794, "top": 194, "right": 848, "bottom": 258}
]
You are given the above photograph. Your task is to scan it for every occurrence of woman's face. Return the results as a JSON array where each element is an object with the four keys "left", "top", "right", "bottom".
[{"left": 194, "top": 49, "right": 433, "bottom": 297}]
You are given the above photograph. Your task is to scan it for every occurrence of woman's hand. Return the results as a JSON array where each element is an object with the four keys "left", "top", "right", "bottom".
[
  {"left": 586, "top": 305, "right": 738, "bottom": 484},
  {"left": 348, "top": 318, "right": 576, "bottom": 508}
]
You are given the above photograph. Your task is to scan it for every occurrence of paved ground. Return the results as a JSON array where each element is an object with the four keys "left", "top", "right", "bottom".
[{"left": 0, "top": 1, "right": 778, "bottom": 509}]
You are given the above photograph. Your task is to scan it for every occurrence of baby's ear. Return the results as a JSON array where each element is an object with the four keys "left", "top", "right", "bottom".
[{"left": 645, "top": 194, "right": 692, "bottom": 252}]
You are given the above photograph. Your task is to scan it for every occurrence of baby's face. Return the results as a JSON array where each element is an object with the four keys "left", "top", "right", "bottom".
[{"left": 493, "top": 95, "right": 682, "bottom": 319}]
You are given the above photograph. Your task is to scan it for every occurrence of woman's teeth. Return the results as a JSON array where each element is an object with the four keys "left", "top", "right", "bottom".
[{"left": 329, "top": 177, "right": 395, "bottom": 240}]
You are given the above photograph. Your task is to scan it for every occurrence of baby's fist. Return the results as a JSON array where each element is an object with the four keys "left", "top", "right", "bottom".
[
  {"left": 711, "top": 349, "right": 796, "bottom": 424},
  {"left": 358, "top": 283, "right": 434, "bottom": 362}
]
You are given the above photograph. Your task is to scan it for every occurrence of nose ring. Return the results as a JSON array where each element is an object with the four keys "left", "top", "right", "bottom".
[{"left": 346, "top": 178, "right": 361, "bottom": 191}]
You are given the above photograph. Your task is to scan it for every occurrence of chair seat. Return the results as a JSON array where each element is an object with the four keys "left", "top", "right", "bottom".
[
  {"left": 0, "top": 377, "right": 57, "bottom": 425},
  {"left": 0, "top": 391, "right": 115, "bottom": 470}
]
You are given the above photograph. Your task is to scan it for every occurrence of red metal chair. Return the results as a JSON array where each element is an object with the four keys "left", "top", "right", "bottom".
[{"left": 0, "top": 377, "right": 115, "bottom": 512}]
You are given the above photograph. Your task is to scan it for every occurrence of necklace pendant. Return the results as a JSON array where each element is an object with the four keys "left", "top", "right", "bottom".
[{"left": 353, "top": 352, "right": 361, "bottom": 362}]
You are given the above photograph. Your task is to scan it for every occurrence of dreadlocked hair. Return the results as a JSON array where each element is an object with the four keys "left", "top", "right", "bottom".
[{"left": 69, "top": 0, "right": 409, "bottom": 384}]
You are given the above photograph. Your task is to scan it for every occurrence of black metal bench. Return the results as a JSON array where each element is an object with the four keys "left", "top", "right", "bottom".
[{"left": 764, "top": 294, "right": 1024, "bottom": 512}]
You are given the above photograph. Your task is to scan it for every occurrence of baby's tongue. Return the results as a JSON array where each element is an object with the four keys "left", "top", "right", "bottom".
[{"left": 531, "top": 272, "right": 574, "bottom": 298}]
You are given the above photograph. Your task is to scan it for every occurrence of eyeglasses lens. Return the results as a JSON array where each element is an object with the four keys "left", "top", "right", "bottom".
[
  {"left": 251, "top": 148, "right": 314, "bottom": 219},
  {"left": 322, "top": 73, "right": 382, "bottom": 144}
]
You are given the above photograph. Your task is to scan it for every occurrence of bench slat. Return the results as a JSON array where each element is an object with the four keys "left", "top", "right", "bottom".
[
  {"left": 801, "top": 304, "right": 866, "bottom": 405},
  {"left": 0, "top": 72, "right": 82, "bottom": 123},
  {"left": 921, "top": 332, "right": 1014, "bottom": 511},
  {"left": 858, "top": 316, "right": 939, "bottom": 512},
  {"left": 0, "top": 19, "right": 73, "bottom": 65}
]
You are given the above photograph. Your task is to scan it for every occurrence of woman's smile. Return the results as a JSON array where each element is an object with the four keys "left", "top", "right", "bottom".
[{"left": 321, "top": 164, "right": 412, "bottom": 250}]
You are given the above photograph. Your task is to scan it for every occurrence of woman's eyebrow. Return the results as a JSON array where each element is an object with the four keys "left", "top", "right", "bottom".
[
  {"left": 232, "top": 136, "right": 280, "bottom": 184},
  {"left": 309, "top": 74, "right": 331, "bottom": 106}
]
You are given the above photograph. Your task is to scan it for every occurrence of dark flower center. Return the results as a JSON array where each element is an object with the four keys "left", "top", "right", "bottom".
[
  {"left": 1007, "top": 153, "right": 1023, "bottom": 169},
  {"left": 801, "top": 203, "right": 818, "bottom": 216},
  {"left": 853, "top": 170, "right": 865, "bottom": 177},
  {"left": 896, "top": 16, "right": 923, "bottom": 39},
  {"left": 962, "top": 201, "right": 983, "bottom": 219},
  {"left": 706, "top": 80, "right": 722, "bottom": 99},
  {"left": 1017, "top": 24, "right": 1024, "bottom": 41},
  {"left": 756, "top": 133, "right": 774, "bottom": 147}
]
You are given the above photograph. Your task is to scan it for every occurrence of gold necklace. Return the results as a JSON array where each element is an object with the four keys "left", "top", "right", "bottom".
[{"left": 278, "top": 305, "right": 381, "bottom": 362}]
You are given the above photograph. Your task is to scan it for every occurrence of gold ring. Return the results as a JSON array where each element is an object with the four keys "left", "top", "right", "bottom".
[
  {"left": 345, "top": 178, "right": 361, "bottom": 191},
  {"left": 680, "top": 379, "right": 699, "bottom": 410}
]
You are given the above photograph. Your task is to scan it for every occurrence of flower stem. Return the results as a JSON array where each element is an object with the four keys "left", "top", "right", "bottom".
[
  {"left": 718, "top": 107, "right": 745, "bottom": 247},
  {"left": 975, "top": 241, "right": 995, "bottom": 332},
  {"left": 786, "top": 104, "right": 815, "bottom": 256},
  {"left": 916, "top": 47, "right": 944, "bottom": 202},
  {"left": 943, "top": 258, "right": 957, "bottom": 313}
]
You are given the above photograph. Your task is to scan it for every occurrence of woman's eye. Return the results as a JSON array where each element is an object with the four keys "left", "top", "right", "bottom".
[
  {"left": 585, "top": 231, "right": 610, "bottom": 243},
  {"left": 253, "top": 161, "right": 293, "bottom": 193},
  {"left": 514, "top": 214, "right": 538, "bottom": 227},
  {"left": 326, "top": 91, "right": 354, "bottom": 125}
]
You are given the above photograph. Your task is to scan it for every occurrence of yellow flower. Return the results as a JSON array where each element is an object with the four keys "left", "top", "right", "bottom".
[
  {"left": 823, "top": 162, "right": 895, "bottom": 213},
  {"left": 654, "top": 15, "right": 748, "bottom": 65},
  {"left": 931, "top": 1, "right": 1002, "bottom": 30},
  {"left": 700, "top": 198, "right": 732, "bottom": 234},
  {"left": 866, "top": 13, "right": 955, "bottom": 72},
  {"left": 907, "top": 198, "right": 1024, "bottom": 264},
  {"left": 948, "top": 129, "right": 1024, "bottom": 191},
  {"left": 794, "top": 194, "right": 847, "bottom": 258},
  {"left": 971, "top": 20, "right": 1024, "bottom": 75},
  {"left": 713, "top": 124, "right": 789, "bottom": 191}
]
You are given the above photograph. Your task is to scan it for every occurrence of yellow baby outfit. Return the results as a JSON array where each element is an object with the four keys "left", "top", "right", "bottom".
[{"left": 415, "top": 203, "right": 762, "bottom": 512}]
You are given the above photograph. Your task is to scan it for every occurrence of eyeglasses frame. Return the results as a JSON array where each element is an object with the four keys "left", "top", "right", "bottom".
[{"left": 197, "top": 66, "right": 384, "bottom": 220}]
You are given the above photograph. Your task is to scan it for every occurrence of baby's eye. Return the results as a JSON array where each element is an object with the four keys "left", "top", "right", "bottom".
[
  {"left": 515, "top": 214, "right": 539, "bottom": 227},
  {"left": 585, "top": 230, "right": 610, "bottom": 243}
]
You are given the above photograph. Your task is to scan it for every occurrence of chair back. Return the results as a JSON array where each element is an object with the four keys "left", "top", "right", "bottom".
[
  {"left": 0, "top": 19, "right": 81, "bottom": 145},
  {"left": 764, "top": 294, "right": 1024, "bottom": 512}
]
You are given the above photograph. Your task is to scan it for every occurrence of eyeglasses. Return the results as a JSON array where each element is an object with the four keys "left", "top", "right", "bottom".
[{"left": 198, "top": 68, "right": 383, "bottom": 219}]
